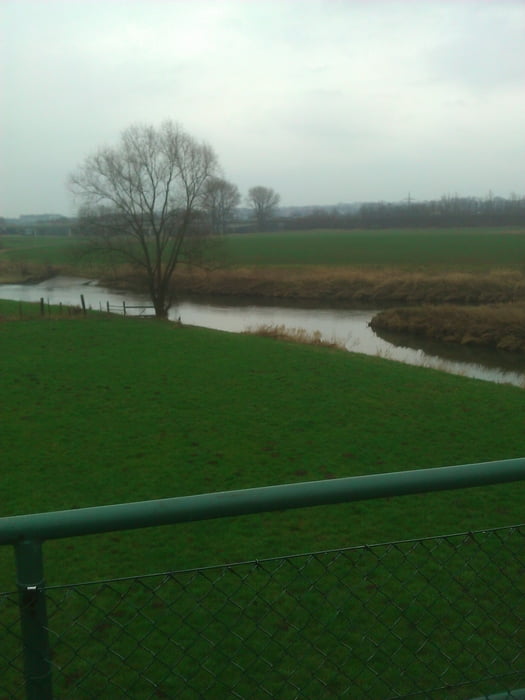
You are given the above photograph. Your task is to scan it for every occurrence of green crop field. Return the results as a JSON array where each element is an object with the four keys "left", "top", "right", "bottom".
[
  {"left": 2, "top": 226, "right": 525, "bottom": 274},
  {"left": 0, "top": 234, "right": 85, "bottom": 266},
  {"left": 221, "top": 227, "right": 525, "bottom": 269}
]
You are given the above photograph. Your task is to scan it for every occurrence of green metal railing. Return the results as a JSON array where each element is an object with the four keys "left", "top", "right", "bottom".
[{"left": 0, "top": 458, "right": 525, "bottom": 700}]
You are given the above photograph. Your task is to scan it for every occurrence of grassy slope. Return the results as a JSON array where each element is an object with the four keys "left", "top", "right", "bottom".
[
  {"left": 1, "top": 312, "right": 523, "bottom": 589},
  {"left": 1, "top": 311, "right": 524, "bottom": 698}
]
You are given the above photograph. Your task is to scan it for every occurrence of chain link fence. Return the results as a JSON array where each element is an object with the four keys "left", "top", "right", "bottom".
[{"left": 1, "top": 524, "right": 523, "bottom": 699}]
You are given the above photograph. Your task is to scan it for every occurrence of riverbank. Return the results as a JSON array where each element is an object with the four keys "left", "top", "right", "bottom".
[
  {"left": 117, "top": 264, "right": 525, "bottom": 305},
  {"left": 3, "top": 262, "right": 525, "bottom": 353},
  {"left": 370, "top": 302, "right": 525, "bottom": 353},
  {"left": 122, "top": 266, "right": 525, "bottom": 355},
  {"left": 0, "top": 263, "right": 60, "bottom": 285}
]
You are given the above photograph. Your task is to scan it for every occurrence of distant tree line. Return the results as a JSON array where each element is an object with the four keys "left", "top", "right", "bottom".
[
  {"left": 3, "top": 191, "right": 524, "bottom": 240},
  {"left": 280, "top": 193, "right": 525, "bottom": 230},
  {"left": 0, "top": 218, "right": 73, "bottom": 236}
]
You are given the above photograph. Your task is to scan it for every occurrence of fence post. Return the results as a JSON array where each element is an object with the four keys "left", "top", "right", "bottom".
[
  {"left": 14, "top": 539, "right": 53, "bottom": 700},
  {"left": 123, "top": 300, "right": 127, "bottom": 315},
  {"left": 80, "top": 294, "right": 86, "bottom": 316}
]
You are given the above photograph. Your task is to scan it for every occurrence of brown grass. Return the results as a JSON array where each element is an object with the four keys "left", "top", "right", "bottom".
[
  {"left": 243, "top": 323, "right": 344, "bottom": 349},
  {"left": 167, "top": 265, "right": 525, "bottom": 305},
  {"left": 2, "top": 259, "right": 524, "bottom": 306},
  {"left": 0, "top": 260, "right": 60, "bottom": 284},
  {"left": 370, "top": 302, "right": 525, "bottom": 352}
]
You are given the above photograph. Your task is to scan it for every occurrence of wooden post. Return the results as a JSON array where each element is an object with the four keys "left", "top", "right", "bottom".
[
  {"left": 123, "top": 301, "right": 127, "bottom": 316},
  {"left": 80, "top": 294, "right": 86, "bottom": 316}
]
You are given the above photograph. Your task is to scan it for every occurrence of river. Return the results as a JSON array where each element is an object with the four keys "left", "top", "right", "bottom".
[{"left": 1, "top": 276, "right": 523, "bottom": 388}]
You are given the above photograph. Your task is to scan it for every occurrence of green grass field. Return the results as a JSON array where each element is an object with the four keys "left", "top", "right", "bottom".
[
  {"left": 0, "top": 234, "right": 85, "bottom": 266},
  {"left": 1, "top": 310, "right": 523, "bottom": 587},
  {"left": 2, "top": 227, "right": 525, "bottom": 273},
  {"left": 221, "top": 227, "right": 525, "bottom": 269}
]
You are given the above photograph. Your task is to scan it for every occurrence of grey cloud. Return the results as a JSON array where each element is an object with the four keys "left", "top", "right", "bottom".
[
  {"left": 1, "top": 0, "right": 524, "bottom": 216},
  {"left": 425, "top": 5, "right": 525, "bottom": 91}
]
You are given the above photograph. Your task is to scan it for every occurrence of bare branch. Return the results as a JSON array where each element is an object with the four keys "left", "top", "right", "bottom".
[
  {"left": 70, "top": 121, "right": 221, "bottom": 317},
  {"left": 203, "top": 178, "right": 241, "bottom": 234},
  {"left": 247, "top": 186, "right": 280, "bottom": 231}
]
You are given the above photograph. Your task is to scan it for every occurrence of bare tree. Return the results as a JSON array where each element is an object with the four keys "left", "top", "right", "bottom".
[
  {"left": 203, "top": 177, "right": 240, "bottom": 234},
  {"left": 70, "top": 121, "right": 218, "bottom": 318},
  {"left": 247, "top": 186, "right": 280, "bottom": 231}
]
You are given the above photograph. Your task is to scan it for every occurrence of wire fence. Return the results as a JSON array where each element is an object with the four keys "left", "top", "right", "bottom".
[{"left": 1, "top": 524, "right": 524, "bottom": 699}]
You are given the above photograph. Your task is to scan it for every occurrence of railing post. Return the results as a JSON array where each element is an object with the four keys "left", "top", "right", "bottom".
[{"left": 15, "top": 539, "right": 53, "bottom": 700}]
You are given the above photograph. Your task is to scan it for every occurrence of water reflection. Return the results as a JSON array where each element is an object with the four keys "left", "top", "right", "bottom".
[
  {"left": 1, "top": 276, "right": 523, "bottom": 388},
  {"left": 375, "top": 327, "right": 525, "bottom": 375}
]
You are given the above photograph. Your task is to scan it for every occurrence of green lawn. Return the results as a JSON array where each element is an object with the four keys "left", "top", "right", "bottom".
[
  {"left": 1, "top": 310, "right": 524, "bottom": 697},
  {"left": 1, "top": 311, "right": 523, "bottom": 586}
]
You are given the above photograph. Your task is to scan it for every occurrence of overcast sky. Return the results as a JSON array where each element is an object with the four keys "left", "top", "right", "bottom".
[{"left": 1, "top": 0, "right": 524, "bottom": 217}]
